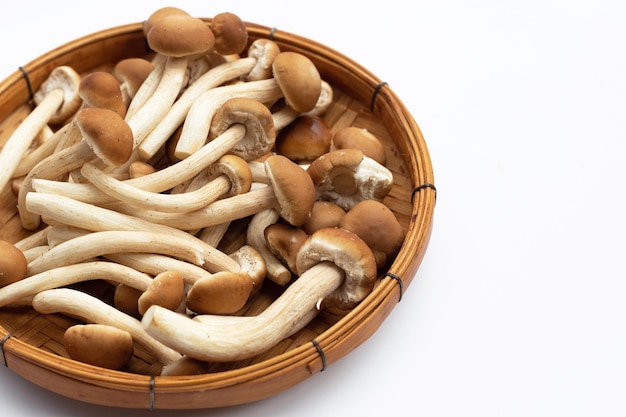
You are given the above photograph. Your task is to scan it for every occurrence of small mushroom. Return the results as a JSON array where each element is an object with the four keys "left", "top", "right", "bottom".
[
  {"left": 186, "top": 270, "right": 253, "bottom": 315},
  {"left": 246, "top": 208, "right": 291, "bottom": 286},
  {"left": 32, "top": 288, "right": 182, "bottom": 366},
  {"left": 301, "top": 201, "right": 345, "bottom": 235},
  {"left": 0, "top": 240, "right": 28, "bottom": 288},
  {"left": 0, "top": 66, "right": 81, "bottom": 192},
  {"left": 17, "top": 107, "right": 134, "bottom": 230},
  {"left": 137, "top": 270, "right": 185, "bottom": 316},
  {"left": 141, "top": 227, "right": 377, "bottom": 362},
  {"left": 272, "top": 52, "right": 322, "bottom": 113},
  {"left": 330, "top": 126, "right": 386, "bottom": 165},
  {"left": 306, "top": 148, "right": 394, "bottom": 211},
  {"left": 210, "top": 12, "right": 248, "bottom": 56},
  {"left": 275, "top": 115, "right": 331, "bottom": 163},
  {"left": 112, "top": 58, "right": 156, "bottom": 108},
  {"left": 264, "top": 223, "right": 309, "bottom": 275},
  {"left": 78, "top": 71, "right": 126, "bottom": 117},
  {"left": 64, "top": 324, "right": 134, "bottom": 370}
]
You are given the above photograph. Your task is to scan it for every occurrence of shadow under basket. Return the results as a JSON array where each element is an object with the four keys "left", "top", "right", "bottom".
[{"left": 0, "top": 20, "right": 436, "bottom": 410}]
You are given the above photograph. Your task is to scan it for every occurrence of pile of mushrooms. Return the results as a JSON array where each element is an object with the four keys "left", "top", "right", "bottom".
[{"left": 0, "top": 6, "right": 404, "bottom": 373}]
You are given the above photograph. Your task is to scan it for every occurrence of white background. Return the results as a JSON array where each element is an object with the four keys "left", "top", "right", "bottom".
[{"left": 1, "top": 1, "right": 625, "bottom": 416}]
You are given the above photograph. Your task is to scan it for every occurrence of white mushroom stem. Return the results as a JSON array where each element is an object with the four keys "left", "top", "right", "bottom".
[
  {"left": 13, "top": 226, "right": 51, "bottom": 252},
  {"left": 106, "top": 253, "right": 211, "bottom": 285},
  {"left": 26, "top": 230, "right": 215, "bottom": 276},
  {"left": 80, "top": 162, "right": 231, "bottom": 213},
  {"left": 0, "top": 261, "right": 152, "bottom": 308},
  {"left": 125, "top": 55, "right": 188, "bottom": 147},
  {"left": 174, "top": 79, "right": 282, "bottom": 159},
  {"left": 31, "top": 288, "right": 182, "bottom": 365},
  {"left": 11, "top": 122, "right": 68, "bottom": 178},
  {"left": 24, "top": 192, "right": 241, "bottom": 273},
  {"left": 142, "top": 261, "right": 342, "bottom": 362},
  {"left": 137, "top": 57, "right": 257, "bottom": 159},
  {"left": 247, "top": 209, "right": 291, "bottom": 286},
  {"left": 124, "top": 55, "right": 166, "bottom": 119}
]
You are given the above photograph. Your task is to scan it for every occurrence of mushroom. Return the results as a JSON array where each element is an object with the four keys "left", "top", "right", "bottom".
[
  {"left": 0, "top": 65, "right": 81, "bottom": 192},
  {"left": 264, "top": 222, "right": 309, "bottom": 275},
  {"left": 338, "top": 199, "right": 404, "bottom": 268},
  {"left": 64, "top": 324, "right": 134, "bottom": 370},
  {"left": 117, "top": 154, "right": 316, "bottom": 231},
  {"left": 301, "top": 200, "right": 345, "bottom": 235},
  {"left": 275, "top": 115, "right": 331, "bottom": 163},
  {"left": 330, "top": 126, "right": 387, "bottom": 165},
  {"left": 210, "top": 12, "right": 248, "bottom": 56},
  {"left": 272, "top": 52, "right": 322, "bottom": 113},
  {"left": 246, "top": 208, "right": 291, "bottom": 286},
  {"left": 137, "top": 270, "right": 185, "bottom": 316},
  {"left": 306, "top": 148, "right": 394, "bottom": 211},
  {"left": 31, "top": 288, "right": 182, "bottom": 366},
  {"left": 0, "top": 240, "right": 28, "bottom": 288},
  {"left": 79, "top": 153, "right": 252, "bottom": 213},
  {"left": 128, "top": 11, "right": 215, "bottom": 148},
  {"left": 17, "top": 107, "right": 134, "bottom": 230},
  {"left": 141, "top": 227, "right": 377, "bottom": 362},
  {"left": 185, "top": 270, "right": 253, "bottom": 315},
  {"left": 112, "top": 58, "right": 156, "bottom": 108},
  {"left": 0, "top": 261, "right": 152, "bottom": 308},
  {"left": 78, "top": 71, "right": 126, "bottom": 117}
]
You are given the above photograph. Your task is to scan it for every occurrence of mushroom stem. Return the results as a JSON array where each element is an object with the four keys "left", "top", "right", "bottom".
[
  {"left": 105, "top": 253, "right": 211, "bottom": 285},
  {"left": 0, "top": 261, "right": 152, "bottom": 308},
  {"left": 11, "top": 122, "right": 68, "bottom": 178},
  {"left": 31, "top": 288, "right": 182, "bottom": 365},
  {"left": 246, "top": 209, "right": 291, "bottom": 285},
  {"left": 142, "top": 261, "right": 342, "bottom": 362},
  {"left": 24, "top": 192, "right": 241, "bottom": 273}
]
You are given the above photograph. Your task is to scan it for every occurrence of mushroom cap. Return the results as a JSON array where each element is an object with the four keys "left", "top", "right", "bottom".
[
  {"left": 272, "top": 51, "right": 322, "bottom": 113},
  {"left": 79, "top": 71, "right": 125, "bottom": 116},
  {"left": 206, "top": 154, "right": 252, "bottom": 197},
  {"left": 306, "top": 148, "right": 394, "bottom": 210},
  {"left": 208, "top": 97, "right": 276, "bottom": 161},
  {"left": 301, "top": 201, "right": 346, "bottom": 235},
  {"left": 143, "top": 6, "right": 190, "bottom": 37},
  {"left": 113, "top": 284, "right": 142, "bottom": 319},
  {"left": 264, "top": 154, "right": 316, "bottom": 226},
  {"left": 33, "top": 65, "right": 82, "bottom": 125},
  {"left": 0, "top": 240, "right": 28, "bottom": 288},
  {"left": 296, "top": 227, "right": 377, "bottom": 314},
  {"left": 264, "top": 223, "right": 309, "bottom": 274},
  {"left": 73, "top": 107, "right": 134, "bottom": 166},
  {"left": 112, "top": 58, "right": 155, "bottom": 101},
  {"left": 331, "top": 126, "right": 386, "bottom": 166},
  {"left": 339, "top": 199, "right": 404, "bottom": 268},
  {"left": 147, "top": 14, "right": 215, "bottom": 57},
  {"left": 63, "top": 324, "right": 134, "bottom": 370},
  {"left": 246, "top": 39, "right": 281, "bottom": 81},
  {"left": 137, "top": 270, "right": 185, "bottom": 316},
  {"left": 186, "top": 271, "right": 253, "bottom": 315},
  {"left": 275, "top": 115, "right": 331, "bottom": 163},
  {"left": 210, "top": 12, "right": 248, "bottom": 56}
]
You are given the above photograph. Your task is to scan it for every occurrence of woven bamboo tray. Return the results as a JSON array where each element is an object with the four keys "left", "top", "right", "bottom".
[{"left": 0, "top": 19, "right": 435, "bottom": 409}]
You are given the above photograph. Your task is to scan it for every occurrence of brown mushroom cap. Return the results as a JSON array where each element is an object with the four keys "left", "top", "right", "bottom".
[
  {"left": 137, "top": 270, "right": 185, "bottom": 316},
  {"left": 112, "top": 58, "right": 156, "bottom": 102},
  {"left": 147, "top": 14, "right": 215, "bottom": 57},
  {"left": 143, "top": 6, "right": 190, "bottom": 37},
  {"left": 206, "top": 154, "right": 252, "bottom": 197},
  {"left": 264, "top": 154, "right": 316, "bottom": 226},
  {"left": 272, "top": 51, "right": 322, "bottom": 113},
  {"left": 295, "top": 227, "right": 377, "bottom": 314},
  {"left": 275, "top": 115, "right": 331, "bottom": 163},
  {"left": 301, "top": 201, "right": 346, "bottom": 235},
  {"left": 114, "top": 284, "right": 143, "bottom": 319},
  {"left": 63, "top": 323, "right": 134, "bottom": 370},
  {"left": 186, "top": 271, "right": 253, "bottom": 315},
  {"left": 0, "top": 240, "right": 28, "bottom": 288},
  {"left": 338, "top": 199, "right": 404, "bottom": 268},
  {"left": 79, "top": 71, "right": 125, "bottom": 116},
  {"left": 210, "top": 12, "right": 248, "bottom": 56},
  {"left": 73, "top": 107, "right": 134, "bottom": 166},
  {"left": 264, "top": 223, "right": 309, "bottom": 274},
  {"left": 331, "top": 126, "right": 386, "bottom": 166},
  {"left": 208, "top": 97, "right": 276, "bottom": 161}
]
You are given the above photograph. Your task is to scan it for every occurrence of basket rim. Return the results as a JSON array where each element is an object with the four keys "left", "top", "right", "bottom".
[{"left": 0, "top": 19, "right": 436, "bottom": 409}]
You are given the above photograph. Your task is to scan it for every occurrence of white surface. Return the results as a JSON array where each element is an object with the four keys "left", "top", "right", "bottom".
[{"left": 1, "top": 0, "right": 625, "bottom": 416}]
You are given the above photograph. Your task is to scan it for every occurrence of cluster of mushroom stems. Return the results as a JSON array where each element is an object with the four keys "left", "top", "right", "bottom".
[{"left": 0, "top": 7, "right": 404, "bottom": 374}]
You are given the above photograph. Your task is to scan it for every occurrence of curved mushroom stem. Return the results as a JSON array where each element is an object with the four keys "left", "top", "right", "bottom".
[
  {"left": 142, "top": 261, "right": 342, "bottom": 362},
  {"left": 247, "top": 209, "right": 291, "bottom": 286},
  {"left": 24, "top": 192, "right": 241, "bottom": 273},
  {"left": 105, "top": 253, "right": 211, "bottom": 285},
  {"left": 0, "top": 261, "right": 152, "bottom": 308},
  {"left": 31, "top": 288, "right": 182, "bottom": 366}
]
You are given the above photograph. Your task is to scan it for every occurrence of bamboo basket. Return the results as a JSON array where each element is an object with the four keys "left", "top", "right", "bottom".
[{"left": 0, "top": 19, "right": 436, "bottom": 409}]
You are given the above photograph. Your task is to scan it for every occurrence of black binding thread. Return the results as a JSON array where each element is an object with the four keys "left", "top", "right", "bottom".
[
  {"left": 310, "top": 339, "right": 327, "bottom": 372},
  {"left": 412, "top": 183, "right": 437, "bottom": 204},
  {"left": 0, "top": 334, "right": 11, "bottom": 367},
  {"left": 370, "top": 81, "right": 388, "bottom": 112},
  {"left": 384, "top": 272, "right": 404, "bottom": 303},
  {"left": 268, "top": 27, "right": 276, "bottom": 41},
  {"left": 18, "top": 67, "right": 34, "bottom": 101},
  {"left": 149, "top": 375, "right": 155, "bottom": 411}
]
